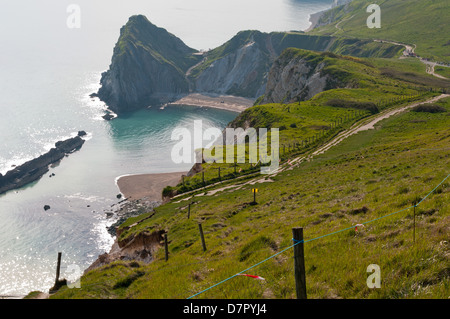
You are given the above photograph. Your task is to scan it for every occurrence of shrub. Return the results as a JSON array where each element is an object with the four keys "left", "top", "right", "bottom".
[
  {"left": 325, "top": 98, "right": 379, "bottom": 114},
  {"left": 412, "top": 103, "right": 446, "bottom": 113}
]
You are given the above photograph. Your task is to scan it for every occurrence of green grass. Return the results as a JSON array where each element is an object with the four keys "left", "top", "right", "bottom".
[
  {"left": 166, "top": 49, "right": 446, "bottom": 196},
  {"left": 51, "top": 96, "right": 450, "bottom": 300},
  {"left": 116, "top": 15, "right": 201, "bottom": 74},
  {"left": 309, "top": 0, "right": 450, "bottom": 63},
  {"left": 435, "top": 66, "right": 450, "bottom": 79}
]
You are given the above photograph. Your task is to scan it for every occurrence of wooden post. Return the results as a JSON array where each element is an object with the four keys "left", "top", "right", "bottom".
[
  {"left": 55, "top": 252, "right": 62, "bottom": 284},
  {"left": 413, "top": 203, "right": 416, "bottom": 244},
  {"left": 164, "top": 233, "right": 169, "bottom": 261},
  {"left": 218, "top": 167, "right": 221, "bottom": 180},
  {"left": 252, "top": 188, "right": 258, "bottom": 204},
  {"left": 202, "top": 171, "right": 205, "bottom": 186},
  {"left": 188, "top": 203, "right": 191, "bottom": 219},
  {"left": 292, "top": 228, "right": 307, "bottom": 299},
  {"left": 199, "top": 224, "right": 207, "bottom": 252}
]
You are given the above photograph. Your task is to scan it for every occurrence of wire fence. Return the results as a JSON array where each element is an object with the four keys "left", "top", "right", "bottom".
[
  {"left": 172, "top": 91, "right": 436, "bottom": 196},
  {"left": 186, "top": 173, "right": 449, "bottom": 299}
]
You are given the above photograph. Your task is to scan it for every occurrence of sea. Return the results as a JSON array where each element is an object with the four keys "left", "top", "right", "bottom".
[{"left": 0, "top": 0, "right": 334, "bottom": 296}]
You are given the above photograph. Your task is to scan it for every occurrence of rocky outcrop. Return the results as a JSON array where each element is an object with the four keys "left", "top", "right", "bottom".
[
  {"left": 95, "top": 14, "right": 404, "bottom": 114},
  {"left": 0, "top": 132, "right": 86, "bottom": 195},
  {"left": 193, "top": 38, "right": 270, "bottom": 98},
  {"left": 260, "top": 49, "right": 343, "bottom": 104},
  {"left": 332, "top": 0, "right": 354, "bottom": 8},
  {"left": 85, "top": 229, "right": 165, "bottom": 272},
  {"left": 94, "top": 15, "right": 201, "bottom": 113}
]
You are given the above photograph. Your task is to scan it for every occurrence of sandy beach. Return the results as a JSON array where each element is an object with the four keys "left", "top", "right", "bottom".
[
  {"left": 305, "top": 10, "right": 326, "bottom": 32},
  {"left": 167, "top": 93, "right": 255, "bottom": 113},
  {"left": 116, "top": 172, "right": 187, "bottom": 201},
  {"left": 116, "top": 94, "right": 253, "bottom": 202}
]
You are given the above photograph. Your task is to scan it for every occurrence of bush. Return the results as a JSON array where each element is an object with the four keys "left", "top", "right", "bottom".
[
  {"left": 162, "top": 186, "right": 177, "bottom": 198},
  {"left": 290, "top": 123, "right": 297, "bottom": 128},
  {"left": 113, "top": 271, "right": 145, "bottom": 289},
  {"left": 325, "top": 98, "right": 379, "bottom": 114},
  {"left": 412, "top": 103, "right": 446, "bottom": 113}
]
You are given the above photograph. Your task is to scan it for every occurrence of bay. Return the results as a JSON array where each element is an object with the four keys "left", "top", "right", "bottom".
[{"left": 0, "top": 0, "right": 333, "bottom": 296}]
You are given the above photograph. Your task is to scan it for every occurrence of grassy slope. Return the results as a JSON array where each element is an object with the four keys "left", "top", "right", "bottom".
[
  {"left": 309, "top": 0, "right": 450, "bottom": 63},
  {"left": 116, "top": 15, "right": 201, "bottom": 74},
  {"left": 52, "top": 96, "right": 450, "bottom": 299},
  {"left": 48, "top": 11, "right": 450, "bottom": 299},
  {"left": 167, "top": 49, "right": 448, "bottom": 195}
]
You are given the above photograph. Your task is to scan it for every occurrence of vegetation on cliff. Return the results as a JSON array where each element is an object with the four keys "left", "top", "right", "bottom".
[
  {"left": 309, "top": 0, "right": 450, "bottom": 63},
  {"left": 96, "top": 15, "right": 202, "bottom": 113}
]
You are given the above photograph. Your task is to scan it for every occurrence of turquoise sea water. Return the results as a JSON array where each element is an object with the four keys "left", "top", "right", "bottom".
[{"left": 0, "top": 0, "right": 333, "bottom": 295}]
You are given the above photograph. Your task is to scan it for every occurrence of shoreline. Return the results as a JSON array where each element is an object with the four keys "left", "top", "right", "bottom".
[
  {"left": 304, "top": 10, "right": 326, "bottom": 32},
  {"left": 116, "top": 171, "right": 188, "bottom": 202},
  {"left": 165, "top": 93, "right": 255, "bottom": 113}
]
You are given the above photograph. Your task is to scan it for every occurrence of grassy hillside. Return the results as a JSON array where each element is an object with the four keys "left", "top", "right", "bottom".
[
  {"left": 50, "top": 50, "right": 450, "bottom": 299},
  {"left": 166, "top": 49, "right": 448, "bottom": 195},
  {"left": 116, "top": 15, "right": 201, "bottom": 74},
  {"left": 51, "top": 95, "right": 450, "bottom": 299},
  {"left": 309, "top": 0, "right": 450, "bottom": 63}
]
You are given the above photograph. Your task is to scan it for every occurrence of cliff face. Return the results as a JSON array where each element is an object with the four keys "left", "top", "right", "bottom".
[
  {"left": 192, "top": 32, "right": 272, "bottom": 98},
  {"left": 96, "top": 14, "right": 403, "bottom": 114},
  {"left": 260, "top": 49, "right": 347, "bottom": 104},
  {"left": 95, "top": 15, "right": 201, "bottom": 113},
  {"left": 261, "top": 55, "right": 328, "bottom": 104}
]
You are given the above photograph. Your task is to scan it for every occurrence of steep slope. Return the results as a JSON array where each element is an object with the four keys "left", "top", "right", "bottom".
[
  {"left": 259, "top": 49, "right": 377, "bottom": 105},
  {"left": 309, "top": 0, "right": 450, "bottom": 63},
  {"left": 95, "top": 15, "right": 405, "bottom": 113},
  {"left": 191, "top": 31, "right": 271, "bottom": 98},
  {"left": 188, "top": 30, "right": 403, "bottom": 99},
  {"left": 94, "top": 15, "right": 201, "bottom": 113},
  {"left": 51, "top": 95, "right": 450, "bottom": 299}
]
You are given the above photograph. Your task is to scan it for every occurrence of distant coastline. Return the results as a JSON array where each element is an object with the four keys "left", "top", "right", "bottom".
[{"left": 305, "top": 10, "right": 326, "bottom": 32}]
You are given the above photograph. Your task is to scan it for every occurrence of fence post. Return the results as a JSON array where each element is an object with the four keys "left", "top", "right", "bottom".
[
  {"left": 413, "top": 202, "right": 416, "bottom": 244},
  {"left": 199, "top": 224, "right": 207, "bottom": 252},
  {"left": 292, "top": 228, "right": 307, "bottom": 299},
  {"left": 164, "top": 233, "right": 169, "bottom": 261},
  {"left": 188, "top": 203, "right": 191, "bottom": 219},
  {"left": 55, "top": 252, "right": 62, "bottom": 284}
]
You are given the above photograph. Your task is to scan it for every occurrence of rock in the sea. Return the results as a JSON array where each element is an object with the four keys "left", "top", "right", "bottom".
[
  {"left": 44, "top": 205, "right": 51, "bottom": 211},
  {"left": 102, "top": 113, "right": 115, "bottom": 121},
  {"left": 96, "top": 15, "right": 201, "bottom": 113},
  {"left": 0, "top": 135, "right": 86, "bottom": 195},
  {"left": 77, "top": 130, "right": 87, "bottom": 137}
]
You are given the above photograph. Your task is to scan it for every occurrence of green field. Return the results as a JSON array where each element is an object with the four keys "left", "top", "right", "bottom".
[{"left": 309, "top": 0, "right": 450, "bottom": 63}]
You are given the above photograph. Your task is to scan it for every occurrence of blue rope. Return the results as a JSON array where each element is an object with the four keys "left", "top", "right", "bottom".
[
  {"left": 186, "top": 173, "right": 449, "bottom": 299},
  {"left": 417, "top": 174, "right": 449, "bottom": 205}
]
